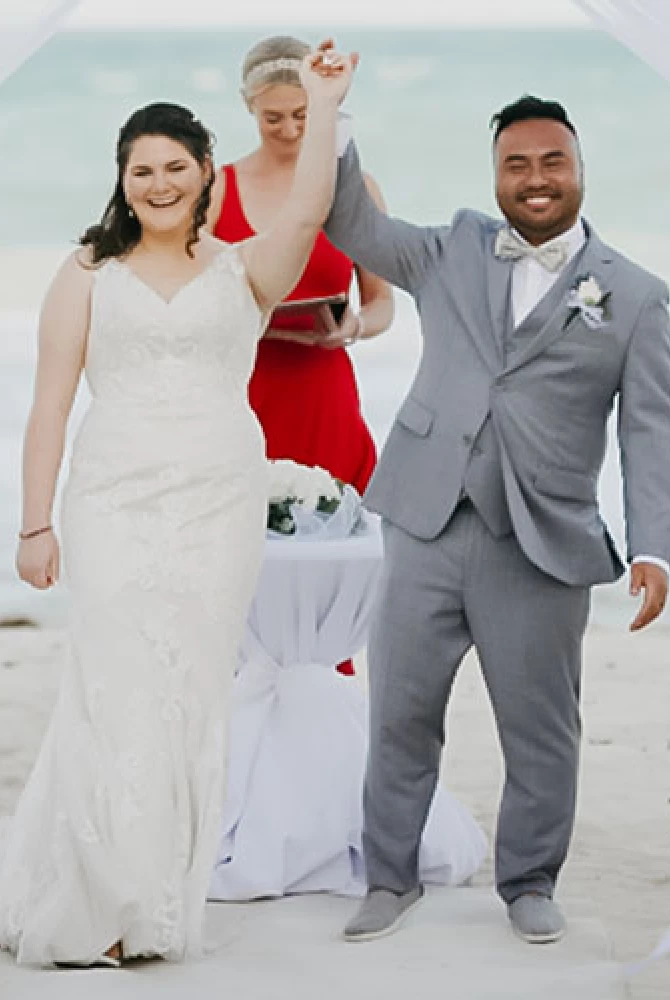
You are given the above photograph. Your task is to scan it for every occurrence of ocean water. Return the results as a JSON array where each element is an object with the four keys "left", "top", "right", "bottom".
[{"left": 1, "top": 27, "right": 670, "bottom": 625}]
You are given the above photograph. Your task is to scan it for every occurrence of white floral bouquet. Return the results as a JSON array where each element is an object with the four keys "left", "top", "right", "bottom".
[{"left": 267, "top": 460, "right": 361, "bottom": 538}]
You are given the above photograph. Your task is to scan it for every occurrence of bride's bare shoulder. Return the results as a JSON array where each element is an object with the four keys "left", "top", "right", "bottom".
[{"left": 44, "top": 248, "right": 100, "bottom": 300}]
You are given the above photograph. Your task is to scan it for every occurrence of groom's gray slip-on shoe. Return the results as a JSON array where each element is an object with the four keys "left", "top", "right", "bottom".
[
  {"left": 343, "top": 886, "right": 425, "bottom": 942},
  {"left": 507, "top": 894, "right": 566, "bottom": 944}
]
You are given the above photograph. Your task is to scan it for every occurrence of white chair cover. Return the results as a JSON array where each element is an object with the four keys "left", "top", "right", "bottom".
[{"left": 210, "top": 516, "right": 488, "bottom": 899}]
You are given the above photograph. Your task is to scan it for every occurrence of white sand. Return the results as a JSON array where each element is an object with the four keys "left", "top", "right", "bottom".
[
  {"left": 0, "top": 889, "right": 624, "bottom": 999},
  {"left": 0, "top": 623, "right": 667, "bottom": 997}
]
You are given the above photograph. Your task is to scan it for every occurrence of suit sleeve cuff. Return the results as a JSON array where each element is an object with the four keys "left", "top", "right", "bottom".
[
  {"left": 631, "top": 555, "right": 670, "bottom": 577},
  {"left": 337, "top": 112, "right": 353, "bottom": 158}
]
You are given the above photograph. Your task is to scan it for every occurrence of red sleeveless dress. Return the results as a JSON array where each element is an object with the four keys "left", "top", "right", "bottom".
[{"left": 214, "top": 165, "right": 377, "bottom": 494}]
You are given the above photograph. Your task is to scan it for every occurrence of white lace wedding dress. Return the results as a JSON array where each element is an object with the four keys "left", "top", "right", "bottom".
[{"left": 0, "top": 245, "right": 268, "bottom": 967}]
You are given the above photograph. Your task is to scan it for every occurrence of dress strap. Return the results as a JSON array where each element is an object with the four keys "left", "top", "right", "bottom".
[{"left": 215, "top": 164, "right": 255, "bottom": 241}]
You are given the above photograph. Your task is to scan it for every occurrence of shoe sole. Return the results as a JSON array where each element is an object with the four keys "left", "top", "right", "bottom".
[
  {"left": 511, "top": 924, "right": 566, "bottom": 945},
  {"left": 343, "top": 893, "right": 424, "bottom": 943},
  {"left": 55, "top": 957, "right": 121, "bottom": 969}
]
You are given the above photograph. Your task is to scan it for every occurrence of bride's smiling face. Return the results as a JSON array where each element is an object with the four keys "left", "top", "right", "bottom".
[{"left": 123, "top": 135, "right": 210, "bottom": 234}]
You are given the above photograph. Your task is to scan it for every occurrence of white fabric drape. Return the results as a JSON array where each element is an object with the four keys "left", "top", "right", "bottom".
[
  {"left": 0, "top": 0, "right": 80, "bottom": 87},
  {"left": 210, "top": 518, "right": 488, "bottom": 900},
  {"left": 573, "top": 1, "right": 670, "bottom": 83}
]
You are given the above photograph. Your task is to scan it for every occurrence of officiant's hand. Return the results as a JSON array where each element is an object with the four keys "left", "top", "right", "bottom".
[
  {"left": 314, "top": 304, "right": 364, "bottom": 349},
  {"left": 263, "top": 327, "right": 324, "bottom": 346},
  {"left": 629, "top": 562, "right": 668, "bottom": 631}
]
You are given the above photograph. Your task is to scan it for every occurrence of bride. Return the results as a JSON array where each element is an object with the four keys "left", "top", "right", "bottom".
[{"left": 0, "top": 45, "right": 354, "bottom": 969}]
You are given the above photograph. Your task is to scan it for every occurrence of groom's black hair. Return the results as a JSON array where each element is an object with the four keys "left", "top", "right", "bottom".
[{"left": 490, "top": 96, "right": 578, "bottom": 143}]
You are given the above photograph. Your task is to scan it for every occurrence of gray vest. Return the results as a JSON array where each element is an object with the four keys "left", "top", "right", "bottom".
[
  {"left": 460, "top": 294, "right": 525, "bottom": 538},
  {"left": 460, "top": 282, "right": 567, "bottom": 538},
  {"left": 462, "top": 417, "right": 512, "bottom": 537}
]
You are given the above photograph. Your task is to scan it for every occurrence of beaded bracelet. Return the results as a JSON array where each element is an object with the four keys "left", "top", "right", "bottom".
[{"left": 19, "top": 525, "right": 53, "bottom": 541}]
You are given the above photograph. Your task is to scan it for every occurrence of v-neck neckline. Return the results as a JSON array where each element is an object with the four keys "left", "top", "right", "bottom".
[{"left": 112, "top": 252, "right": 223, "bottom": 306}]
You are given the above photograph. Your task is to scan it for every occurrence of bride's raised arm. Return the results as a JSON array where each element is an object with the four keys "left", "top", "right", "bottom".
[{"left": 238, "top": 42, "right": 354, "bottom": 311}]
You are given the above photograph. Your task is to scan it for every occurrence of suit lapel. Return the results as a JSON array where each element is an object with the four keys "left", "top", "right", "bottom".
[
  {"left": 485, "top": 226, "right": 513, "bottom": 357},
  {"left": 502, "top": 223, "right": 614, "bottom": 375},
  {"left": 435, "top": 225, "right": 504, "bottom": 374}
]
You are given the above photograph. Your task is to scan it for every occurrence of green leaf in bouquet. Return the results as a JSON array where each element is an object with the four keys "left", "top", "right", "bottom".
[
  {"left": 267, "top": 499, "right": 296, "bottom": 535},
  {"left": 316, "top": 495, "right": 340, "bottom": 515},
  {"left": 316, "top": 479, "right": 345, "bottom": 515}
]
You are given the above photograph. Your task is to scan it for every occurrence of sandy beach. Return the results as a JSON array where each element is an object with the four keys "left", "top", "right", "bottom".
[{"left": 0, "top": 621, "right": 667, "bottom": 997}]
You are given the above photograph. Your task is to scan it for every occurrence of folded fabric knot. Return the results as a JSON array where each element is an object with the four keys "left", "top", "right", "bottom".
[{"left": 494, "top": 228, "right": 569, "bottom": 273}]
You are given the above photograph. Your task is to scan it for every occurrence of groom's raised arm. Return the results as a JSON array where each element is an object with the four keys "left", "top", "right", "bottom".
[{"left": 324, "top": 141, "right": 447, "bottom": 297}]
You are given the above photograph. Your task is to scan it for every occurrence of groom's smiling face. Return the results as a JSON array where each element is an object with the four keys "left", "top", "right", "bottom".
[{"left": 494, "top": 118, "right": 583, "bottom": 246}]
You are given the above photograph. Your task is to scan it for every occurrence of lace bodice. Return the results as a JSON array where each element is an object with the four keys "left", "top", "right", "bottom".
[{"left": 86, "top": 246, "right": 263, "bottom": 413}]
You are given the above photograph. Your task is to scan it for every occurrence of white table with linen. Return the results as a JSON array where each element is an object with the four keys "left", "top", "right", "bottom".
[{"left": 209, "top": 512, "right": 487, "bottom": 900}]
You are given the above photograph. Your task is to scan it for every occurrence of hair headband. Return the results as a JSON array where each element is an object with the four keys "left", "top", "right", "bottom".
[{"left": 243, "top": 57, "right": 304, "bottom": 96}]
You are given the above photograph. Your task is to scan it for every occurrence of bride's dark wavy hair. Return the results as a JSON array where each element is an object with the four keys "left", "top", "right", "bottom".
[{"left": 80, "top": 102, "right": 216, "bottom": 264}]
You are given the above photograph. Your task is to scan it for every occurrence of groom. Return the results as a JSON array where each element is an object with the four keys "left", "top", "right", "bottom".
[{"left": 324, "top": 96, "right": 670, "bottom": 944}]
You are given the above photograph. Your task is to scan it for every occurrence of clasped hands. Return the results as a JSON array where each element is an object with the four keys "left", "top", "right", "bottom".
[{"left": 300, "top": 39, "right": 359, "bottom": 100}]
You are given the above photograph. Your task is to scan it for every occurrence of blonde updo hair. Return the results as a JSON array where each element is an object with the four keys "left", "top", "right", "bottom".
[{"left": 241, "top": 35, "right": 311, "bottom": 102}]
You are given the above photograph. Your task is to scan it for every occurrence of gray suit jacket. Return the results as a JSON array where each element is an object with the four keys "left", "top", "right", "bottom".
[{"left": 324, "top": 143, "right": 670, "bottom": 586}]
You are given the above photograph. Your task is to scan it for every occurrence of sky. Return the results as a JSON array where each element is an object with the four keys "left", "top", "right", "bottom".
[{"left": 68, "top": 0, "right": 591, "bottom": 29}]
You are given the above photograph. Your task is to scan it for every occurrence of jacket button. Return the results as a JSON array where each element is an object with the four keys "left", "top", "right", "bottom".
[{"left": 462, "top": 434, "right": 473, "bottom": 446}]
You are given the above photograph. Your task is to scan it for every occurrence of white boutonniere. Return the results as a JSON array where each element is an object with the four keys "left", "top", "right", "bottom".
[{"left": 566, "top": 275, "right": 610, "bottom": 330}]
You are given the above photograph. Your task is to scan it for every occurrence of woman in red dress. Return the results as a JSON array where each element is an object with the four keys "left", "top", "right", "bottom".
[
  {"left": 208, "top": 35, "right": 393, "bottom": 498},
  {"left": 208, "top": 37, "right": 393, "bottom": 675}
]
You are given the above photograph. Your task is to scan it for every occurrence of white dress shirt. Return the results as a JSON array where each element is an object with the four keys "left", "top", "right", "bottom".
[
  {"left": 508, "top": 219, "right": 668, "bottom": 578},
  {"left": 510, "top": 219, "right": 586, "bottom": 328}
]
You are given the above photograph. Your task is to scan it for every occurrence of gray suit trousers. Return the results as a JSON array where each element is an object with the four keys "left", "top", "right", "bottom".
[{"left": 364, "top": 501, "right": 590, "bottom": 903}]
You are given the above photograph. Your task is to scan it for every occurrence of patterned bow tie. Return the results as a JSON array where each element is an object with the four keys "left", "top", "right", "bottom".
[{"left": 494, "top": 228, "right": 569, "bottom": 273}]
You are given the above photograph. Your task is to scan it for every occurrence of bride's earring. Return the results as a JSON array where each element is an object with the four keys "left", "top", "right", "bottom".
[{"left": 128, "top": 205, "right": 135, "bottom": 219}]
